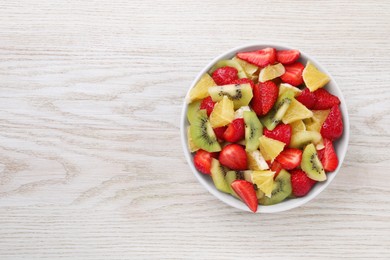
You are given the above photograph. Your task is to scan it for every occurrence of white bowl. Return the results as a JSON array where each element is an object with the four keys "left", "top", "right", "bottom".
[{"left": 180, "top": 43, "right": 349, "bottom": 213}]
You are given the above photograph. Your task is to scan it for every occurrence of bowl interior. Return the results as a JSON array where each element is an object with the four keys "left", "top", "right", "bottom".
[{"left": 181, "top": 43, "right": 349, "bottom": 213}]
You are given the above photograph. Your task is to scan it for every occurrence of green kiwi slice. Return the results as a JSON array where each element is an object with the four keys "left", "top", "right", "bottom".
[
  {"left": 209, "top": 59, "right": 247, "bottom": 79},
  {"left": 190, "top": 110, "right": 221, "bottom": 152},
  {"left": 258, "top": 169, "right": 292, "bottom": 205},
  {"left": 301, "top": 143, "right": 326, "bottom": 181},
  {"left": 243, "top": 111, "right": 263, "bottom": 152},
  {"left": 208, "top": 84, "right": 253, "bottom": 109},
  {"left": 210, "top": 159, "right": 230, "bottom": 193},
  {"left": 289, "top": 131, "right": 322, "bottom": 148},
  {"left": 187, "top": 100, "right": 202, "bottom": 124},
  {"left": 261, "top": 90, "right": 295, "bottom": 131}
]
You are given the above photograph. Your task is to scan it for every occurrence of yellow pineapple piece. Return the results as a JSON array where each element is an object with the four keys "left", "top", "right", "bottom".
[
  {"left": 209, "top": 96, "right": 234, "bottom": 127},
  {"left": 279, "top": 83, "right": 302, "bottom": 97},
  {"left": 282, "top": 98, "right": 313, "bottom": 124},
  {"left": 247, "top": 150, "right": 269, "bottom": 171},
  {"left": 187, "top": 127, "right": 199, "bottom": 152},
  {"left": 259, "top": 63, "right": 285, "bottom": 83},
  {"left": 258, "top": 135, "right": 285, "bottom": 161},
  {"left": 302, "top": 61, "right": 330, "bottom": 92},
  {"left": 188, "top": 73, "right": 216, "bottom": 102},
  {"left": 251, "top": 170, "right": 275, "bottom": 198},
  {"left": 233, "top": 56, "right": 259, "bottom": 76},
  {"left": 304, "top": 109, "right": 330, "bottom": 132},
  {"left": 290, "top": 120, "right": 306, "bottom": 133}
]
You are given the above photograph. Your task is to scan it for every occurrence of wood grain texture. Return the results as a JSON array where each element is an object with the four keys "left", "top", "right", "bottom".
[{"left": 0, "top": 0, "right": 389, "bottom": 259}]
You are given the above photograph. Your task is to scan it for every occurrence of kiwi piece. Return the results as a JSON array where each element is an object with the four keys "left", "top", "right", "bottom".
[
  {"left": 289, "top": 131, "right": 322, "bottom": 149},
  {"left": 301, "top": 143, "right": 326, "bottom": 181},
  {"left": 261, "top": 90, "right": 295, "bottom": 131},
  {"left": 225, "top": 171, "right": 245, "bottom": 197},
  {"left": 209, "top": 59, "right": 247, "bottom": 79},
  {"left": 243, "top": 111, "right": 263, "bottom": 152},
  {"left": 187, "top": 100, "right": 202, "bottom": 124},
  {"left": 190, "top": 110, "right": 221, "bottom": 152},
  {"left": 258, "top": 169, "right": 292, "bottom": 205},
  {"left": 208, "top": 84, "right": 253, "bottom": 109},
  {"left": 210, "top": 159, "right": 230, "bottom": 193}
]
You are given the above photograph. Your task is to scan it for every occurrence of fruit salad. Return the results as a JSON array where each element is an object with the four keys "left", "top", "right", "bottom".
[{"left": 186, "top": 47, "right": 343, "bottom": 213}]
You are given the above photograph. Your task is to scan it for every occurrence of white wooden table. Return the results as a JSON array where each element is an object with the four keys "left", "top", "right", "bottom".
[{"left": 1, "top": 1, "right": 389, "bottom": 259}]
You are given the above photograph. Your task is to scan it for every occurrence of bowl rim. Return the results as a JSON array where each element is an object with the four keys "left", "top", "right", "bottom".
[{"left": 180, "top": 43, "right": 350, "bottom": 213}]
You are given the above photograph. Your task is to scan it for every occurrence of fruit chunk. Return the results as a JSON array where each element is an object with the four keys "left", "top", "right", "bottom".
[
  {"left": 219, "top": 144, "right": 247, "bottom": 170},
  {"left": 304, "top": 109, "right": 330, "bottom": 132},
  {"left": 190, "top": 110, "right": 221, "bottom": 152},
  {"left": 209, "top": 59, "right": 247, "bottom": 79},
  {"left": 251, "top": 81, "right": 279, "bottom": 116},
  {"left": 234, "top": 105, "right": 251, "bottom": 119},
  {"left": 270, "top": 160, "right": 283, "bottom": 178},
  {"left": 318, "top": 138, "right": 339, "bottom": 172},
  {"left": 223, "top": 118, "right": 245, "bottom": 143},
  {"left": 232, "top": 56, "right": 259, "bottom": 77},
  {"left": 289, "top": 130, "right": 322, "bottom": 149},
  {"left": 275, "top": 148, "right": 302, "bottom": 170},
  {"left": 290, "top": 120, "right": 306, "bottom": 133},
  {"left": 208, "top": 83, "right": 253, "bottom": 109},
  {"left": 209, "top": 96, "right": 235, "bottom": 128},
  {"left": 251, "top": 170, "right": 275, "bottom": 197},
  {"left": 263, "top": 123, "right": 292, "bottom": 146},
  {"left": 282, "top": 98, "right": 313, "bottom": 124},
  {"left": 243, "top": 111, "right": 263, "bottom": 152},
  {"left": 296, "top": 88, "right": 316, "bottom": 109},
  {"left": 199, "top": 96, "right": 215, "bottom": 117},
  {"left": 261, "top": 90, "right": 294, "bottom": 131},
  {"left": 259, "top": 63, "right": 285, "bottom": 83},
  {"left": 188, "top": 73, "right": 216, "bottom": 102},
  {"left": 302, "top": 61, "right": 330, "bottom": 92},
  {"left": 194, "top": 149, "right": 215, "bottom": 174},
  {"left": 247, "top": 150, "right": 269, "bottom": 170},
  {"left": 210, "top": 158, "right": 230, "bottom": 193},
  {"left": 321, "top": 105, "right": 343, "bottom": 140},
  {"left": 276, "top": 49, "right": 300, "bottom": 65},
  {"left": 237, "top": 47, "right": 276, "bottom": 67},
  {"left": 258, "top": 169, "right": 292, "bottom": 205},
  {"left": 290, "top": 169, "right": 317, "bottom": 197},
  {"left": 279, "top": 83, "right": 302, "bottom": 97},
  {"left": 187, "top": 127, "right": 199, "bottom": 152},
  {"left": 187, "top": 100, "right": 201, "bottom": 124},
  {"left": 231, "top": 180, "right": 258, "bottom": 212},
  {"left": 212, "top": 66, "right": 239, "bottom": 85},
  {"left": 280, "top": 62, "right": 304, "bottom": 86},
  {"left": 225, "top": 171, "right": 241, "bottom": 197},
  {"left": 258, "top": 135, "right": 286, "bottom": 162},
  {"left": 312, "top": 88, "right": 340, "bottom": 110},
  {"left": 213, "top": 126, "right": 227, "bottom": 142},
  {"left": 301, "top": 143, "right": 326, "bottom": 181}
]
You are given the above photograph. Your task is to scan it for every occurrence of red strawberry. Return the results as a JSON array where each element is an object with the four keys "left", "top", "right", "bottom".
[
  {"left": 212, "top": 66, "right": 238, "bottom": 85},
  {"left": 199, "top": 96, "right": 215, "bottom": 117},
  {"left": 219, "top": 144, "right": 247, "bottom": 170},
  {"left": 231, "top": 180, "right": 258, "bottom": 213},
  {"left": 280, "top": 62, "right": 304, "bottom": 86},
  {"left": 270, "top": 160, "right": 283, "bottom": 179},
  {"left": 318, "top": 138, "right": 339, "bottom": 172},
  {"left": 213, "top": 126, "right": 227, "bottom": 142},
  {"left": 290, "top": 169, "right": 317, "bottom": 197},
  {"left": 223, "top": 118, "right": 245, "bottom": 143},
  {"left": 296, "top": 88, "right": 316, "bottom": 109},
  {"left": 321, "top": 105, "right": 343, "bottom": 140},
  {"left": 237, "top": 48, "right": 276, "bottom": 67},
  {"left": 263, "top": 124, "right": 292, "bottom": 146},
  {"left": 232, "top": 78, "right": 255, "bottom": 89},
  {"left": 276, "top": 49, "right": 300, "bottom": 65},
  {"left": 194, "top": 150, "right": 216, "bottom": 175},
  {"left": 251, "top": 81, "right": 278, "bottom": 116},
  {"left": 312, "top": 89, "right": 341, "bottom": 110},
  {"left": 275, "top": 148, "right": 302, "bottom": 170}
]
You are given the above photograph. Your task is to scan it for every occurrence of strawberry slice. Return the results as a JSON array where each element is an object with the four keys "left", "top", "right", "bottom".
[
  {"left": 290, "top": 169, "right": 317, "bottom": 197},
  {"left": 275, "top": 148, "right": 302, "bottom": 170},
  {"left": 219, "top": 144, "right": 247, "bottom": 170},
  {"left": 276, "top": 49, "right": 300, "bottom": 65},
  {"left": 237, "top": 48, "right": 276, "bottom": 67},
  {"left": 212, "top": 66, "right": 238, "bottom": 85},
  {"left": 223, "top": 118, "right": 245, "bottom": 143},
  {"left": 280, "top": 62, "right": 304, "bottom": 86},
  {"left": 213, "top": 126, "right": 227, "bottom": 142},
  {"left": 194, "top": 150, "right": 216, "bottom": 175},
  {"left": 318, "top": 138, "right": 339, "bottom": 172},
  {"left": 251, "top": 81, "right": 278, "bottom": 116},
  {"left": 200, "top": 96, "right": 215, "bottom": 116},
  {"left": 312, "top": 89, "right": 340, "bottom": 110},
  {"left": 232, "top": 78, "right": 255, "bottom": 89},
  {"left": 231, "top": 180, "right": 258, "bottom": 213},
  {"left": 296, "top": 88, "right": 316, "bottom": 109},
  {"left": 321, "top": 105, "right": 343, "bottom": 140},
  {"left": 263, "top": 124, "right": 292, "bottom": 146},
  {"left": 270, "top": 160, "right": 283, "bottom": 179}
]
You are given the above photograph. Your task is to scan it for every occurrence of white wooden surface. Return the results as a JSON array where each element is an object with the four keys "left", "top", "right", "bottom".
[{"left": 0, "top": 0, "right": 389, "bottom": 259}]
